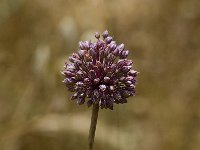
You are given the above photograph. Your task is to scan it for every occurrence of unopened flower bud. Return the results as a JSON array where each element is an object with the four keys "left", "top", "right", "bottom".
[
  {"left": 110, "top": 86, "right": 114, "bottom": 91},
  {"left": 109, "top": 41, "right": 117, "bottom": 51},
  {"left": 102, "top": 30, "right": 108, "bottom": 38},
  {"left": 79, "top": 41, "right": 89, "bottom": 50},
  {"left": 103, "top": 77, "right": 110, "bottom": 82},
  {"left": 120, "top": 50, "right": 129, "bottom": 59},
  {"left": 104, "top": 36, "right": 112, "bottom": 44},
  {"left": 126, "top": 76, "right": 134, "bottom": 81},
  {"left": 77, "top": 97, "right": 85, "bottom": 105},
  {"left": 94, "top": 78, "right": 100, "bottom": 84},
  {"left": 84, "top": 78, "right": 90, "bottom": 83},
  {"left": 99, "top": 84, "right": 106, "bottom": 92},
  {"left": 128, "top": 70, "right": 138, "bottom": 77},
  {"left": 113, "top": 48, "right": 119, "bottom": 56},
  {"left": 95, "top": 32, "right": 100, "bottom": 39},
  {"left": 69, "top": 56, "right": 77, "bottom": 63},
  {"left": 78, "top": 50, "right": 86, "bottom": 58},
  {"left": 117, "top": 44, "right": 125, "bottom": 53},
  {"left": 71, "top": 93, "right": 78, "bottom": 100},
  {"left": 121, "top": 66, "right": 132, "bottom": 72},
  {"left": 76, "top": 81, "right": 84, "bottom": 86}
]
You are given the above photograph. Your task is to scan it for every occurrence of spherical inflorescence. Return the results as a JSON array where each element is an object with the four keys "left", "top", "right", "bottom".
[{"left": 62, "top": 30, "right": 138, "bottom": 110}]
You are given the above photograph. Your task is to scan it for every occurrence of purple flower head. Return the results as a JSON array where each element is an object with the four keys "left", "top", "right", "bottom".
[{"left": 62, "top": 30, "right": 138, "bottom": 110}]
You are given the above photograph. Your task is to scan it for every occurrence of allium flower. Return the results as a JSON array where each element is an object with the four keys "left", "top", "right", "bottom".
[{"left": 62, "top": 30, "right": 138, "bottom": 110}]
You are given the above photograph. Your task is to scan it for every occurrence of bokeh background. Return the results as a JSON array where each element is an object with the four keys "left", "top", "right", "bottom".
[{"left": 0, "top": 0, "right": 200, "bottom": 150}]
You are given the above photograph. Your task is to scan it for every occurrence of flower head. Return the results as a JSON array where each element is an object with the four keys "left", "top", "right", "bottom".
[{"left": 62, "top": 30, "right": 138, "bottom": 110}]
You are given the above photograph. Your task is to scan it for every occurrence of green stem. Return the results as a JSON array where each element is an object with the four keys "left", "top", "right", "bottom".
[{"left": 87, "top": 103, "right": 99, "bottom": 150}]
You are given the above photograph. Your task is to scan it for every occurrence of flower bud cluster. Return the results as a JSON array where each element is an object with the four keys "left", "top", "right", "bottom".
[{"left": 62, "top": 30, "right": 138, "bottom": 110}]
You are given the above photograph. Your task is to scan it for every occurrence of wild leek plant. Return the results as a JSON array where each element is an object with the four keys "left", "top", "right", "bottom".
[{"left": 62, "top": 30, "right": 138, "bottom": 150}]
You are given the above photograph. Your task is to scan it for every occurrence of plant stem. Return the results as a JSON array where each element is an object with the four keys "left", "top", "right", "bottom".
[{"left": 87, "top": 103, "right": 99, "bottom": 150}]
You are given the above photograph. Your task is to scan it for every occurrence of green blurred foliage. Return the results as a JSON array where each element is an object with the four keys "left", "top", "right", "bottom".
[{"left": 0, "top": 0, "right": 200, "bottom": 150}]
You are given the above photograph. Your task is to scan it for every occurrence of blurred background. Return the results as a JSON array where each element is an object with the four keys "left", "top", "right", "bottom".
[{"left": 0, "top": 0, "right": 200, "bottom": 150}]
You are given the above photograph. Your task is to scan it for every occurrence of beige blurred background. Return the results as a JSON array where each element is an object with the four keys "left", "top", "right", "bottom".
[{"left": 0, "top": 0, "right": 200, "bottom": 150}]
